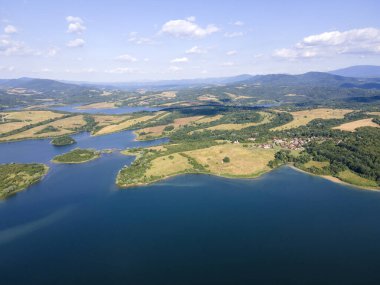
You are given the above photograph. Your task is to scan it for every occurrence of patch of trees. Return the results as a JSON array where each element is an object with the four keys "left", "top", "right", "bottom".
[
  {"left": 305, "top": 128, "right": 380, "bottom": 183},
  {"left": 51, "top": 135, "right": 76, "bottom": 146}
]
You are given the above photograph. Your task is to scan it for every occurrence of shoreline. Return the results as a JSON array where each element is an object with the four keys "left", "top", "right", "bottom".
[
  {"left": 117, "top": 159, "right": 379, "bottom": 191},
  {"left": 288, "top": 165, "right": 380, "bottom": 192}
]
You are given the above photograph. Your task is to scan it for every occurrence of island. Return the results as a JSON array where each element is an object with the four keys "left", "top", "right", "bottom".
[
  {"left": 0, "top": 163, "right": 49, "bottom": 199},
  {"left": 51, "top": 135, "right": 76, "bottom": 146},
  {"left": 52, "top": 148, "right": 100, "bottom": 164}
]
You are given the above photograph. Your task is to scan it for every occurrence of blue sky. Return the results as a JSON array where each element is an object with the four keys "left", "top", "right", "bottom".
[{"left": 0, "top": 0, "right": 380, "bottom": 81}]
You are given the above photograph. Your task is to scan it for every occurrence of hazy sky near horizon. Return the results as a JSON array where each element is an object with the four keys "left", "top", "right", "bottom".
[{"left": 0, "top": 0, "right": 380, "bottom": 81}]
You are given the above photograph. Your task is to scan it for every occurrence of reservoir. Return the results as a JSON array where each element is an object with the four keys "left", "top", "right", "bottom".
[{"left": 1, "top": 131, "right": 380, "bottom": 284}]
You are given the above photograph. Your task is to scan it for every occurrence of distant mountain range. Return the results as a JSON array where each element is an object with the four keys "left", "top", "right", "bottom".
[
  {"left": 329, "top": 65, "right": 380, "bottom": 78},
  {"left": 1, "top": 66, "right": 380, "bottom": 93},
  {"left": 0, "top": 77, "right": 88, "bottom": 92}
]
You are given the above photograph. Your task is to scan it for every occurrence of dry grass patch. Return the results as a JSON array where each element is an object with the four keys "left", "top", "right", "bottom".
[
  {"left": 173, "top": 116, "right": 204, "bottom": 126},
  {"left": 146, "top": 145, "right": 167, "bottom": 152},
  {"left": 92, "top": 115, "right": 131, "bottom": 127},
  {"left": 0, "top": 111, "right": 66, "bottom": 135},
  {"left": 145, "top": 153, "right": 192, "bottom": 178},
  {"left": 158, "top": 91, "right": 176, "bottom": 98},
  {"left": 135, "top": 115, "right": 204, "bottom": 139},
  {"left": 1, "top": 110, "right": 64, "bottom": 123},
  {"left": 0, "top": 115, "right": 86, "bottom": 141},
  {"left": 333, "top": 118, "right": 379, "bottom": 132},
  {"left": 272, "top": 108, "right": 353, "bottom": 131},
  {"left": 197, "top": 94, "right": 220, "bottom": 102},
  {"left": 303, "top": 160, "right": 330, "bottom": 169},
  {"left": 195, "top": 115, "right": 223, "bottom": 124},
  {"left": 135, "top": 125, "right": 168, "bottom": 138},
  {"left": 224, "top": 93, "right": 250, "bottom": 100},
  {"left": 185, "top": 144, "right": 276, "bottom": 177},
  {"left": 368, "top": 112, "right": 380, "bottom": 116},
  {"left": 94, "top": 114, "right": 159, "bottom": 136}
]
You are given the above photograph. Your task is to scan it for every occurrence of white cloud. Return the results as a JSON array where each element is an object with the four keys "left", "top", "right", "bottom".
[
  {"left": 66, "top": 16, "right": 86, "bottom": 34},
  {"left": 66, "top": 16, "right": 83, "bottom": 23},
  {"left": 4, "top": 25, "right": 17, "bottom": 34},
  {"left": 233, "top": 21, "right": 244, "bottom": 26},
  {"left": 116, "top": 54, "right": 137, "bottom": 62},
  {"left": 105, "top": 67, "right": 134, "bottom": 74},
  {"left": 186, "top": 16, "right": 196, "bottom": 22},
  {"left": 128, "top": 32, "right": 154, "bottom": 45},
  {"left": 66, "top": 38, "right": 85, "bottom": 48},
  {"left": 226, "top": 50, "right": 237, "bottom": 56},
  {"left": 170, "top": 57, "right": 189, "bottom": 63},
  {"left": 185, "top": 46, "right": 206, "bottom": 54},
  {"left": 0, "top": 36, "right": 57, "bottom": 57},
  {"left": 169, "top": 65, "right": 182, "bottom": 72},
  {"left": 160, "top": 19, "right": 219, "bottom": 38},
  {"left": 0, "top": 37, "right": 36, "bottom": 56},
  {"left": 274, "top": 27, "right": 380, "bottom": 59},
  {"left": 224, "top": 31, "right": 244, "bottom": 38}
]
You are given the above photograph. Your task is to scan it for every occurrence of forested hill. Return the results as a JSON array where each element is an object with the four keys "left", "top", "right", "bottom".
[{"left": 2, "top": 71, "right": 380, "bottom": 109}]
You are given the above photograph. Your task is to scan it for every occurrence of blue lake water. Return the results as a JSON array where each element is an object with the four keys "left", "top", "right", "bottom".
[{"left": 1, "top": 132, "right": 380, "bottom": 284}]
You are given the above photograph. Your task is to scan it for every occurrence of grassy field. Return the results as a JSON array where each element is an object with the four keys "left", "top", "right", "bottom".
[
  {"left": 333, "top": 118, "right": 379, "bottom": 132},
  {"left": 0, "top": 163, "right": 49, "bottom": 199},
  {"left": 0, "top": 111, "right": 65, "bottom": 135},
  {"left": 337, "top": 170, "right": 379, "bottom": 188},
  {"left": 52, "top": 148, "right": 100, "bottom": 164},
  {"left": 185, "top": 144, "right": 276, "bottom": 177},
  {"left": 0, "top": 115, "right": 86, "bottom": 141},
  {"left": 135, "top": 115, "right": 204, "bottom": 140},
  {"left": 145, "top": 153, "right": 192, "bottom": 178},
  {"left": 303, "top": 160, "right": 330, "bottom": 169},
  {"left": 94, "top": 114, "right": 161, "bottom": 136},
  {"left": 92, "top": 114, "right": 131, "bottom": 128},
  {"left": 272, "top": 108, "right": 353, "bottom": 131},
  {"left": 76, "top": 102, "right": 117, "bottom": 110}
]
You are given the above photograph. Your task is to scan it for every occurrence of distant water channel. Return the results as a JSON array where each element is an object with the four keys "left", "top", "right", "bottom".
[{"left": 1, "top": 130, "right": 380, "bottom": 284}]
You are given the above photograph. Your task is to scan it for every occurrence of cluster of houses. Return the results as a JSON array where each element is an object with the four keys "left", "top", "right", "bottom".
[{"left": 256, "top": 137, "right": 318, "bottom": 150}]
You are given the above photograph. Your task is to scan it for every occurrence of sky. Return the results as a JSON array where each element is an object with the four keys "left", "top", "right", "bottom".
[{"left": 0, "top": 0, "right": 380, "bottom": 81}]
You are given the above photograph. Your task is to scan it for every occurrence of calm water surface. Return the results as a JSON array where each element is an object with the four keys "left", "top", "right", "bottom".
[{"left": 1, "top": 132, "right": 380, "bottom": 285}]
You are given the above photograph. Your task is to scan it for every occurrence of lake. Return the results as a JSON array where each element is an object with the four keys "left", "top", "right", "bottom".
[{"left": 1, "top": 132, "right": 380, "bottom": 284}]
